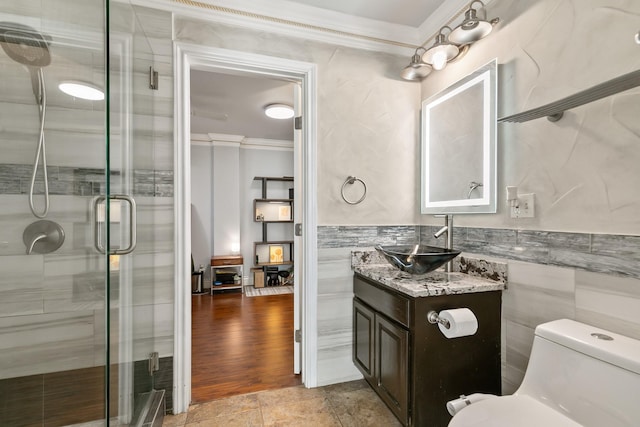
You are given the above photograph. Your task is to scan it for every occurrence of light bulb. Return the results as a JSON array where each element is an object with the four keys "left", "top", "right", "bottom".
[{"left": 431, "top": 51, "right": 448, "bottom": 71}]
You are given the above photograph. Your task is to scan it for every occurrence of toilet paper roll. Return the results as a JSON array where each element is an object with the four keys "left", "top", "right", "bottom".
[{"left": 437, "top": 308, "right": 478, "bottom": 338}]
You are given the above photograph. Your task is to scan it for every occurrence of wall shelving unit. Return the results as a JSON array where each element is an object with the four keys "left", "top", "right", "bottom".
[{"left": 253, "top": 176, "right": 294, "bottom": 287}]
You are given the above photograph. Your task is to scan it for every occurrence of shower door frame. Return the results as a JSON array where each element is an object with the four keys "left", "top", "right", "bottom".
[{"left": 108, "top": 31, "right": 136, "bottom": 424}]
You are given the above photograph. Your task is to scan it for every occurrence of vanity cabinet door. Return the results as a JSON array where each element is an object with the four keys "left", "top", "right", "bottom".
[
  {"left": 353, "top": 299, "right": 375, "bottom": 383},
  {"left": 375, "top": 314, "right": 409, "bottom": 426}
]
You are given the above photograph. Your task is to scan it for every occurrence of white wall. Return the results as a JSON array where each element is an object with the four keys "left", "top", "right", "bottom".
[
  {"left": 421, "top": 0, "right": 640, "bottom": 235},
  {"left": 174, "top": 0, "right": 640, "bottom": 391},
  {"left": 240, "top": 147, "right": 294, "bottom": 283},
  {"left": 418, "top": 0, "right": 640, "bottom": 393},
  {"left": 190, "top": 144, "right": 212, "bottom": 279},
  {"left": 190, "top": 142, "right": 294, "bottom": 286},
  {"left": 174, "top": 18, "right": 421, "bottom": 227},
  {"left": 212, "top": 145, "right": 241, "bottom": 255}
]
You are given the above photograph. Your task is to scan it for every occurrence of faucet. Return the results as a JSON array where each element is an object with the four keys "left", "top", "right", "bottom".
[{"left": 433, "top": 214, "right": 454, "bottom": 272}]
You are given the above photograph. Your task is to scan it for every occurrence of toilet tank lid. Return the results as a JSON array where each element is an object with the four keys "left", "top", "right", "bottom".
[{"left": 535, "top": 319, "right": 640, "bottom": 375}]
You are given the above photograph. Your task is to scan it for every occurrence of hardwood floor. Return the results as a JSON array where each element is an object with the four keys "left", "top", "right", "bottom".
[{"left": 191, "top": 290, "right": 301, "bottom": 403}]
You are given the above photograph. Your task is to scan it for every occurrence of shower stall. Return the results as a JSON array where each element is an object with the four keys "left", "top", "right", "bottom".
[{"left": 0, "top": 1, "right": 173, "bottom": 425}]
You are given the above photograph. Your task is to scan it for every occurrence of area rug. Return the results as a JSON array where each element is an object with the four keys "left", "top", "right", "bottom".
[{"left": 245, "top": 285, "right": 294, "bottom": 297}]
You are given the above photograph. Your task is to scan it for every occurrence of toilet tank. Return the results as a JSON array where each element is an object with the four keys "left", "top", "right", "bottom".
[{"left": 516, "top": 319, "right": 640, "bottom": 427}]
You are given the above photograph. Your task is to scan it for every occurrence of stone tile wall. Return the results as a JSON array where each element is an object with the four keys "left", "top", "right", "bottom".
[{"left": 316, "top": 224, "right": 640, "bottom": 393}]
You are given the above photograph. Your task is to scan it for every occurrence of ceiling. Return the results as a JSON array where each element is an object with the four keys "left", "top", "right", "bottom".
[
  {"left": 279, "top": 0, "right": 445, "bottom": 28},
  {"left": 190, "top": 70, "right": 295, "bottom": 141},
  {"left": 188, "top": 0, "right": 468, "bottom": 140}
]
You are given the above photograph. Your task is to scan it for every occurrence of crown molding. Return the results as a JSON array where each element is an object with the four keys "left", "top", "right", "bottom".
[
  {"left": 190, "top": 133, "right": 293, "bottom": 150},
  {"left": 243, "top": 138, "right": 293, "bottom": 151},
  {"left": 129, "top": 0, "right": 421, "bottom": 55},
  {"left": 129, "top": 0, "right": 485, "bottom": 58}
]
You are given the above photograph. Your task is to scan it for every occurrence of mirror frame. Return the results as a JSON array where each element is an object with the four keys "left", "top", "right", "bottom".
[{"left": 420, "top": 59, "right": 497, "bottom": 214}]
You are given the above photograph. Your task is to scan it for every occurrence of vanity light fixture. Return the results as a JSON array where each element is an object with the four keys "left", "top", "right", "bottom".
[
  {"left": 264, "top": 103, "right": 294, "bottom": 119},
  {"left": 58, "top": 80, "right": 104, "bottom": 100},
  {"left": 400, "top": 1, "right": 499, "bottom": 80},
  {"left": 422, "top": 26, "right": 459, "bottom": 71},
  {"left": 400, "top": 47, "right": 432, "bottom": 81},
  {"left": 449, "top": 1, "right": 500, "bottom": 45}
]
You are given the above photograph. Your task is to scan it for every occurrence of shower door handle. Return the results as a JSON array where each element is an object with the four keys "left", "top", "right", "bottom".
[{"left": 93, "top": 195, "right": 137, "bottom": 255}]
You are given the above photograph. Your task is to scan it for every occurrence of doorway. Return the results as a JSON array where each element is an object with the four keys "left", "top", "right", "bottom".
[
  {"left": 173, "top": 43, "right": 319, "bottom": 413},
  {"left": 189, "top": 69, "right": 298, "bottom": 402}
]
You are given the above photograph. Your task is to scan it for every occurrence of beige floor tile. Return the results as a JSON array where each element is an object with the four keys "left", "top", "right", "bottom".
[
  {"left": 328, "top": 387, "right": 402, "bottom": 427},
  {"left": 321, "top": 379, "right": 369, "bottom": 395},
  {"left": 171, "top": 381, "right": 403, "bottom": 427},
  {"left": 256, "top": 385, "right": 326, "bottom": 407},
  {"left": 186, "top": 393, "right": 260, "bottom": 424},
  {"left": 261, "top": 396, "right": 340, "bottom": 427},
  {"left": 162, "top": 412, "right": 187, "bottom": 427},
  {"left": 185, "top": 408, "right": 263, "bottom": 427}
]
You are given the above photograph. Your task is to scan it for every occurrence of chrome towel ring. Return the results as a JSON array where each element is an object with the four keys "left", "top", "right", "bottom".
[{"left": 341, "top": 176, "right": 367, "bottom": 205}]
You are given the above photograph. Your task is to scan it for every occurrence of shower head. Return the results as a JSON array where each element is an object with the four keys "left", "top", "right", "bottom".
[
  {"left": 0, "top": 22, "right": 51, "bottom": 67},
  {"left": 0, "top": 22, "right": 51, "bottom": 104}
]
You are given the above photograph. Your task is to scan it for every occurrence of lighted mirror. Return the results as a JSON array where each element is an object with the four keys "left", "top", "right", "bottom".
[{"left": 421, "top": 59, "right": 497, "bottom": 214}]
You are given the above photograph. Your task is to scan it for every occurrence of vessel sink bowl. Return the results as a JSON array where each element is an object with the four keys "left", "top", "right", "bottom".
[{"left": 375, "top": 245, "right": 461, "bottom": 275}]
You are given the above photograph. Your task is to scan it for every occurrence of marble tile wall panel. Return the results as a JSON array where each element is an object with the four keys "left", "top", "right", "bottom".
[
  {"left": 316, "top": 248, "right": 363, "bottom": 385},
  {"left": 574, "top": 270, "right": 640, "bottom": 341},
  {"left": 0, "top": 164, "right": 173, "bottom": 197},
  {"left": 317, "top": 225, "right": 418, "bottom": 249},
  {"left": 0, "top": 255, "right": 45, "bottom": 317},
  {"left": 0, "top": 311, "right": 96, "bottom": 379},
  {"left": 503, "top": 261, "right": 576, "bottom": 328},
  {"left": 131, "top": 302, "right": 174, "bottom": 359},
  {"left": 319, "top": 224, "right": 640, "bottom": 393},
  {"left": 450, "top": 227, "right": 640, "bottom": 280},
  {"left": 502, "top": 320, "right": 535, "bottom": 395}
]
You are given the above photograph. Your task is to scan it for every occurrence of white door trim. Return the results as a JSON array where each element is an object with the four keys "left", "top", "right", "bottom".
[{"left": 173, "top": 41, "right": 318, "bottom": 413}]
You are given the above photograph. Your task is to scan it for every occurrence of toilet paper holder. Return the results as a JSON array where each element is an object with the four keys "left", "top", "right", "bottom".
[{"left": 427, "top": 310, "right": 451, "bottom": 329}]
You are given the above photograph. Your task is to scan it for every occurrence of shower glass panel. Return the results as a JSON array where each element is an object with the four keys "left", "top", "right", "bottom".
[
  {"left": 0, "top": 0, "right": 161, "bottom": 425},
  {"left": 109, "top": 1, "right": 162, "bottom": 424}
]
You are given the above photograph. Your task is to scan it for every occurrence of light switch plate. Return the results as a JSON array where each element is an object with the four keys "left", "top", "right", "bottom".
[{"left": 511, "top": 193, "right": 535, "bottom": 218}]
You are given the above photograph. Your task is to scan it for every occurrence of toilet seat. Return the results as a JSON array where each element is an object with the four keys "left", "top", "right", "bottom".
[{"left": 448, "top": 395, "right": 582, "bottom": 427}]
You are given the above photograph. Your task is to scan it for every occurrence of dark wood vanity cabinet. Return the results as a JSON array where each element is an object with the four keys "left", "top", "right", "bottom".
[{"left": 353, "top": 273, "right": 501, "bottom": 427}]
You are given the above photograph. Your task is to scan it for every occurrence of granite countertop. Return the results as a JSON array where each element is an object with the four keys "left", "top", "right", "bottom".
[{"left": 352, "top": 250, "right": 507, "bottom": 298}]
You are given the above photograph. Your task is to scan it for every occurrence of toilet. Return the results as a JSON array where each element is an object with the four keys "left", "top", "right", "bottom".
[{"left": 448, "top": 319, "right": 640, "bottom": 427}]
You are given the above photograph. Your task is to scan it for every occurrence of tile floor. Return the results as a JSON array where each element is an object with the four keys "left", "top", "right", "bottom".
[{"left": 163, "top": 380, "right": 402, "bottom": 426}]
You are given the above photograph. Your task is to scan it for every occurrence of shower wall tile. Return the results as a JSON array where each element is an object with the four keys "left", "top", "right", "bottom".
[
  {"left": 0, "top": 373, "right": 44, "bottom": 426},
  {"left": 0, "top": 311, "right": 96, "bottom": 379},
  {"left": 0, "top": 164, "right": 174, "bottom": 198},
  {"left": 131, "top": 302, "right": 174, "bottom": 359},
  {"left": 0, "top": 255, "right": 44, "bottom": 317}
]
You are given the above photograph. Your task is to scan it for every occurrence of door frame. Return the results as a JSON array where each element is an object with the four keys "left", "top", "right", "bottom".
[{"left": 173, "top": 41, "right": 318, "bottom": 413}]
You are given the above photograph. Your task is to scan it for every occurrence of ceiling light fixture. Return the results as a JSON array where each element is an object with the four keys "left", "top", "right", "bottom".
[
  {"left": 58, "top": 81, "right": 104, "bottom": 100},
  {"left": 400, "top": 47, "right": 432, "bottom": 81},
  {"left": 449, "top": 1, "right": 500, "bottom": 45},
  {"left": 400, "top": 1, "right": 499, "bottom": 80},
  {"left": 264, "top": 103, "right": 294, "bottom": 119},
  {"left": 422, "top": 26, "right": 459, "bottom": 71}
]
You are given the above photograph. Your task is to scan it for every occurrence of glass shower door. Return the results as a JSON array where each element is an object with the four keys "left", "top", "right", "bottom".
[
  {"left": 0, "top": 1, "right": 113, "bottom": 425},
  {"left": 108, "top": 1, "right": 162, "bottom": 424},
  {"left": 0, "top": 0, "right": 165, "bottom": 425}
]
